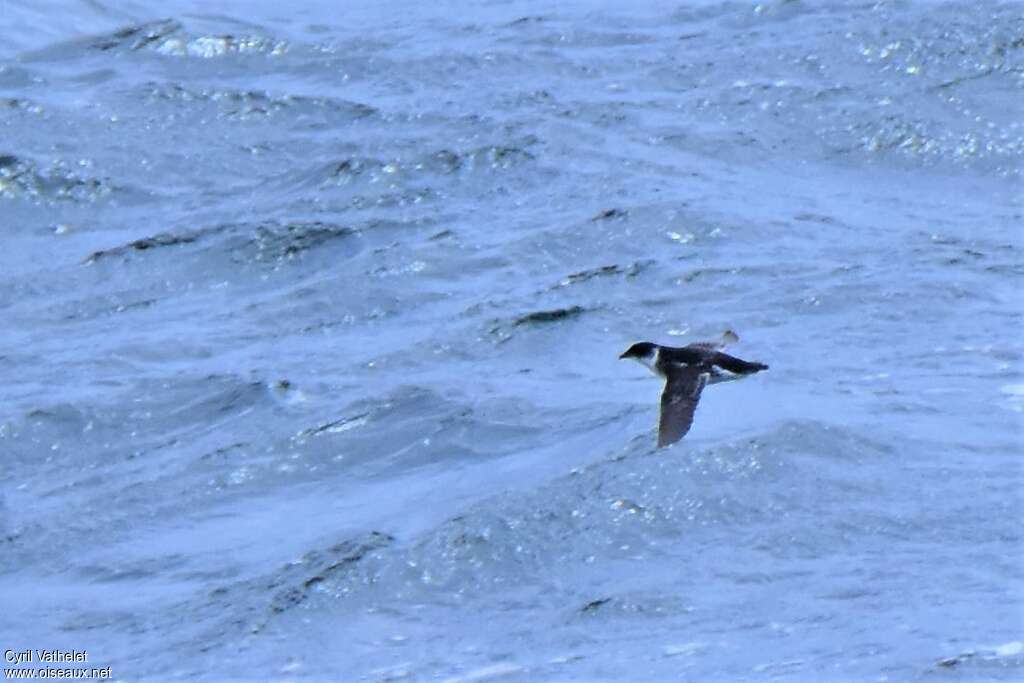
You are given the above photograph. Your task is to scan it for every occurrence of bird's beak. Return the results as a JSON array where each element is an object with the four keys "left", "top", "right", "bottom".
[{"left": 618, "top": 351, "right": 629, "bottom": 360}]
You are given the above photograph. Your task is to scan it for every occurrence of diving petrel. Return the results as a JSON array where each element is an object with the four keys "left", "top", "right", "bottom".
[{"left": 619, "top": 331, "right": 768, "bottom": 447}]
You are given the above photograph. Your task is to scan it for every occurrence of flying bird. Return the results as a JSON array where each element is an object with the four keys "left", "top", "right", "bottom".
[{"left": 619, "top": 331, "right": 768, "bottom": 447}]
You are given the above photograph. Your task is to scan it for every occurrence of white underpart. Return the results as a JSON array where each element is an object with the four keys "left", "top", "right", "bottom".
[{"left": 631, "top": 356, "right": 660, "bottom": 377}]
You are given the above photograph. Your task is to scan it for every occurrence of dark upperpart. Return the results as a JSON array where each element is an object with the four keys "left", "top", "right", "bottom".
[
  {"left": 709, "top": 352, "right": 768, "bottom": 374},
  {"left": 619, "top": 341, "right": 657, "bottom": 360}
]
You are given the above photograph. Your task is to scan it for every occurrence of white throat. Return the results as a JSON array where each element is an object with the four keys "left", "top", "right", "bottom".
[{"left": 631, "top": 355, "right": 660, "bottom": 377}]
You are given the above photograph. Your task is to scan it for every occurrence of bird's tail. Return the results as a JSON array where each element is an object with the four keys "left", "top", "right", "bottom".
[{"left": 712, "top": 352, "right": 768, "bottom": 374}]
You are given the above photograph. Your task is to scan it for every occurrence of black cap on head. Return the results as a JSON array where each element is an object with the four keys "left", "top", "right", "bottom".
[{"left": 619, "top": 342, "right": 656, "bottom": 359}]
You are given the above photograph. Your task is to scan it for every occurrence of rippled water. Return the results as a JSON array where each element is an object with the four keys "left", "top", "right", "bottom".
[{"left": 1, "top": 0, "right": 1021, "bottom": 680}]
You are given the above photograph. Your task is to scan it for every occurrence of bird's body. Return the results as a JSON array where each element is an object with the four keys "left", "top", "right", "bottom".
[{"left": 619, "top": 331, "right": 768, "bottom": 447}]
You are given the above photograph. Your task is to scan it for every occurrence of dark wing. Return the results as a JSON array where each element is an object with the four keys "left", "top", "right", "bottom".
[
  {"left": 688, "top": 330, "right": 739, "bottom": 351},
  {"left": 657, "top": 365, "right": 709, "bottom": 447},
  {"left": 711, "top": 351, "right": 768, "bottom": 375}
]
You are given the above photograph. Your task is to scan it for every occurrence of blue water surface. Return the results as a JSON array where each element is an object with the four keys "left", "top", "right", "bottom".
[{"left": 0, "top": 1, "right": 1021, "bottom": 680}]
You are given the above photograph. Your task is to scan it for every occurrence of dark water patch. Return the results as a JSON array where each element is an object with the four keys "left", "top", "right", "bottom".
[
  {"left": 17, "top": 20, "right": 182, "bottom": 61},
  {"left": 198, "top": 441, "right": 249, "bottom": 463},
  {"left": 505, "top": 15, "right": 548, "bottom": 28},
  {"left": 0, "top": 97, "right": 43, "bottom": 114},
  {"left": 265, "top": 532, "right": 395, "bottom": 616},
  {"left": 42, "top": 18, "right": 288, "bottom": 60},
  {"left": 579, "top": 597, "right": 612, "bottom": 614},
  {"left": 984, "top": 262, "right": 1024, "bottom": 277},
  {"left": 0, "top": 64, "right": 43, "bottom": 89},
  {"left": 420, "top": 144, "right": 538, "bottom": 174},
  {"left": 244, "top": 222, "right": 358, "bottom": 262},
  {"left": 314, "top": 420, "right": 907, "bottom": 610},
  {"left": 934, "top": 642, "right": 1024, "bottom": 675},
  {"left": 89, "top": 19, "right": 181, "bottom": 53},
  {"left": 320, "top": 140, "right": 538, "bottom": 189},
  {"left": 550, "top": 29, "right": 659, "bottom": 49},
  {"left": 0, "top": 375, "right": 319, "bottom": 571},
  {"left": 85, "top": 226, "right": 224, "bottom": 262},
  {"left": 645, "top": 2, "right": 1024, "bottom": 174},
  {"left": 486, "top": 305, "right": 592, "bottom": 344},
  {"left": 85, "top": 220, "right": 360, "bottom": 269},
  {"left": 349, "top": 186, "right": 440, "bottom": 213},
  {"left": 822, "top": 6, "right": 1023, "bottom": 174},
  {"left": 269, "top": 137, "right": 549, "bottom": 216},
  {"left": 557, "top": 260, "right": 652, "bottom": 288},
  {"left": 910, "top": 231, "right": 1024, "bottom": 280},
  {"left": 564, "top": 265, "right": 619, "bottom": 284},
  {"left": 793, "top": 212, "right": 838, "bottom": 225},
  {"left": 466, "top": 143, "right": 536, "bottom": 169},
  {"left": 141, "top": 82, "right": 377, "bottom": 124},
  {"left": 3, "top": 374, "right": 279, "bottom": 470},
  {"left": 173, "top": 531, "right": 396, "bottom": 649},
  {"left": 674, "top": 267, "right": 710, "bottom": 284},
  {"left": 166, "top": 376, "right": 269, "bottom": 424},
  {"left": 930, "top": 66, "right": 1000, "bottom": 93},
  {"left": 61, "top": 296, "right": 157, "bottom": 321},
  {"left": 77, "top": 554, "right": 190, "bottom": 584},
  {"left": 322, "top": 157, "right": 385, "bottom": 186},
  {"left": 572, "top": 591, "right": 691, "bottom": 621},
  {"left": 591, "top": 207, "right": 628, "bottom": 221},
  {"left": 11, "top": 403, "right": 98, "bottom": 450},
  {"left": 669, "top": 2, "right": 749, "bottom": 25},
  {"left": 0, "top": 153, "right": 117, "bottom": 203},
  {"left": 58, "top": 531, "right": 399, "bottom": 672},
  {"left": 513, "top": 306, "right": 586, "bottom": 326},
  {"left": 291, "top": 387, "right": 545, "bottom": 479},
  {"left": 298, "top": 412, "right": 372, "bottom": 439},
  {"left": 0, "top": 393, "right": 290, "bottom": 576}
]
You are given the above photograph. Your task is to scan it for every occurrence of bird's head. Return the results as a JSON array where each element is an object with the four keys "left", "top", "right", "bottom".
[{"left": 619, "top": 341, "right": 657, "bottom": 361}]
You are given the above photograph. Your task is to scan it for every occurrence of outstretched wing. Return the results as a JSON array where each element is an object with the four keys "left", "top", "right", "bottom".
[
  {"left": 658, "top": 365, "right": 709, "bottom": 447},
  {"left": 688, "top": 329, "right": 740, "bottom": 351}
]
